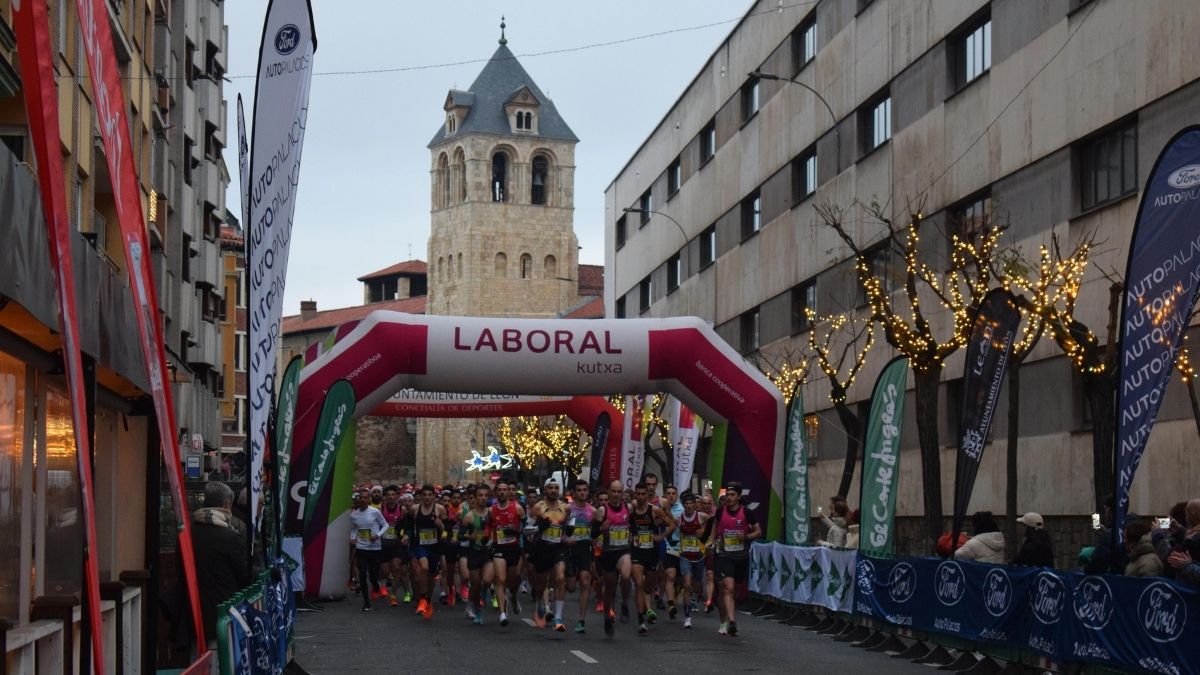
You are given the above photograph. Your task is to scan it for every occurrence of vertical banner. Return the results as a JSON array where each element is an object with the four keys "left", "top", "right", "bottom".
[
  {"left": 247, "top": 0, "right": 317, "bottom": 544},
  {"left": 588, "top": 411, "right": 612, "bottom": 488},
  {"left": 783, "top": 386, "right": 810, "bottom": 545},
  {"left": 671, "top": 399, "right": 700, "bottom": 491},
  {"left": 708, "top": 423, "right": 729, "bottom": 495},
  {"left": 274, "top": 356, "right": 304, "bottom": 524},
  {"left": 951, "top": 289, "right": 1022, "bottom": 547},
  {"left": 859, "top": 356, "right": 909, "bottom": 555},
  {"left": 12, "top": 3, "right": 105, "bottom": 669},
  {"left": 303, "top": 380, "right": 355, "bottom": 526},
  {"left": 237, "top": 94, "right": 251, "bottom": 229},
  {"left": 1115, "top": 126, "right": 1200, "bottom": 540},
  {"left": 620, "top": 395, "right": 645, "bottom": 490},
  {"left": 73, "top": 0, "right": 205, "bottom": 649}
]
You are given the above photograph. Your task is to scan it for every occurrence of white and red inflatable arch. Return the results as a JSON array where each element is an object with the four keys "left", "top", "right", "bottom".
[{"left": 286, "top": 311, "right": 784, "bottom": 598}]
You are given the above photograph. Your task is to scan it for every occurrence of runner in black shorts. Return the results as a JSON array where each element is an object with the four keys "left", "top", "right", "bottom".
[
  {"left": 489, "top": 480, "right": 525, "bottom": 627},
  {"left": 530, "top": 478, "right": 570, "bottom": 630},
  {"left": 564, "top": 479, "right": 597, "bottom": 633},
  {"left": 460, "top": 484, "right": 493, "bottom": 625},
  {"left": 708, "top": 481, "right": 761, "bottom": 636},
  {"left": 441, "top": 488, "right": 464, "bottom": 607},
  {"left": 408, "top": 484, "right": 448, "bottom": 620},
  {"left": 629, "top": 482, "right": 675, "bottom": 635},
  {"left": 378, "top": 485, "right": 408, "bottom": 607},
  {"left": 596, "top": 480, "right": 633, "bottom": 637}
]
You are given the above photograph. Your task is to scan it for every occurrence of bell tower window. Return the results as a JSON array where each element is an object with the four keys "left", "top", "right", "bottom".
[
  {"left": 491, "top": 152, "right": 508, "bottom": 202},
  {"left": 531, "top": 155, "right": 548, "bottom": 205},
  {"left": 446, "top": 114, "right": 456, "bottom": 134}
]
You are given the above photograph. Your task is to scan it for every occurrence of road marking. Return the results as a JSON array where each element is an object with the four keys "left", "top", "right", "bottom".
[
  {"left": 571, "top": 650, "right": 598, "bottom": 664},
  {"left": 523, "top": 618, "right": 537, "bottom": 627}
]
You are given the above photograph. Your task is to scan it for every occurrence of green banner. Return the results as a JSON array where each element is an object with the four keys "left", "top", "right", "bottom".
[
  {"left": 784, "top": 385, "right": 809, "bottom": 545},
  {"left": 859, "top": 356, "right": 909, "bottom": 555},
  {"left": 708, "top": 423, "right": 729, "bottom": 494},
  {"left": 303, "top": 380, "right": 355, "bottom": 527},
  {"left": 274, "top": 355, "right": 303, "bottom": 524}
]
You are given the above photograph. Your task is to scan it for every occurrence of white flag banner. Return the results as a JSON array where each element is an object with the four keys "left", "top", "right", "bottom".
[
  {"left": 236, "top": 94, "right": 250, "bottom": 229},
  {"left": 670, "top": 399, "right": 699, "bottom": 491},
  {"left": 620, "top": 395, "right": 645, "bottom": 490},
  {"left": 750, "top": 541, "right": 856, "bottom": 613},
  {"left": 246, "top": 0, "right": 316, "bottom": 540}
]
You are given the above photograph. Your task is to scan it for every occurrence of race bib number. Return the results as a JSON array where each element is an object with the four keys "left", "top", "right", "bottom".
[
  {"left": 496, "top": 527, "right": 518, "bottom": 546},
  {"left": 356, "top": 528, "right": 373, "bottom": 543},
  {"left": 636, "top": 531, "right": 655, "bottom": 549},
  {"left": 383, "top": 526, "right": 397, "bottom": 540},
  {"left": 419, "top": 528, "right": 437, "bottom": 546},
  {"left": 543, "top": 525, "right": 563, "bottom": 543},
  {"left": 681, "top": 535, "right": 702, "bottom": 554},
  {"left": 608, "top": 525, "right": 629, "bottom": 548},
  {"left": 572, "top": 524, "right": 592, "bottom": 541},
  {"left": 722, "top": 530, "right": 744, "bottom": 553}
]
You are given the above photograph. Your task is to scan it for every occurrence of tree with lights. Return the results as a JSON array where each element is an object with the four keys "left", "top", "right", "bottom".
[
  {"left": 1173, "top": 309, "right": 1200, "bottom": 439},
  {"left": 498, "top": 415, "right": 586, "bottom": 479},
  {"left": 818, "top": 199, "right": 1004, "bottom": 547},
  {"left": 805, "top": 310, "right": 875, "bottom": 499}
]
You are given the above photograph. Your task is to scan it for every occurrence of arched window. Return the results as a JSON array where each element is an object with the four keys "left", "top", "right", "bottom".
[
  {"left": 457, "top": 252, "right": 463, "bottom": 278},
  {"left": 520, "top": 253, "right": 533, "bottom": 279},
  {"left": 438, "top": 256, "right": 445, "bottom": 281},
  {"left": 447, "top": 114, "right": 456, "bottom": 134},
  {"left": 494, "top": 252, "right": 507, "bottom": 277},
  {"left": 447, "top": 254, "right": 454, "bottom": 279},
  {"left": 437, "top": 153, "right": 450, "bottom": 208},
  {"left": 531, "top": 155, "right": 549, "bottom": 205},
  {"left": 491, "top": 152, "right": 508, "bottom": 202},
  {"left": 544, "top": 254, "right": 557, "bottom": 278},
  {"left": 524, "top": 112, "right": 533, "bottom": 129},
  {"left": 453, "top": 148, "right": 467, "bottom": 202}
]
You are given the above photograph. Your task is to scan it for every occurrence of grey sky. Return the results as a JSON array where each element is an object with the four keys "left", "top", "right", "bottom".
[{"left": 224, "top": 0, "right": 751, "bottom": 314}]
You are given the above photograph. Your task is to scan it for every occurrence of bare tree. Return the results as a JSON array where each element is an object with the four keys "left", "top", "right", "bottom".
[
  {"left": 1173, "top": 307, "right": 1200, "bottom": 438},
  {"left": 806, "top": 311, "right": 875, "bottom": 498},
  {"left": 817, "top": 199, "right": 1004, "bottom": 548}
]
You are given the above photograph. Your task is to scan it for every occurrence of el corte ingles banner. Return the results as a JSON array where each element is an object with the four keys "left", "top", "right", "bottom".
[
  {"left": 858, "top": 356, "right": 909, "bottom": 554},
  {"left": 783, "top": 385, "right": 809, "bottom": 545}
]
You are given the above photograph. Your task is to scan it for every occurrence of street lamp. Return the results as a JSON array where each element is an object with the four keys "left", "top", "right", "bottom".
[
  {"left": 749, "top": 70, "right": 840, "bottom": 173},
  {"left": 621, "top": 207, "right": 688, "bottom": 245}
]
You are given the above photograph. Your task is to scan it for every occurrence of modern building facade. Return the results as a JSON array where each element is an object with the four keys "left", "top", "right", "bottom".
[{"left": 606, "top": 0, "right": 1200, "bottom": 549}]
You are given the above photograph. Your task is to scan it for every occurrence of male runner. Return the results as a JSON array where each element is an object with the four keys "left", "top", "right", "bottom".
[
  {"left": 595, "top": 480, "right": 633, "bottom": 637},
  {"left": 530, "top": 478, "right": 570, "bottom": 630},
  {"left": 460, "top": 484, "right": 494, "bottom": 625},
  {"left": 629, "top": 482, "right": 676, "bottom": 635},
  {"left": 379, "top": 485, "right": 410, "bottom": 606},
  {"left": 700, "top": 493, "right": 717, "bottom": 613},
  {"left": 708, "top": 482, "right": 761, "bottom": 636},
  {"left": 369, "top": 485, "right": 384, "bottom": 507},
  {"left": 564, "top": 479, "right": 596, "bottom": 633},
  {"left": 661, "top": 484, "right": 685, "bottom": 619},
  {"left": 676, "top": 492, "right": 709, "bottom": 628},
  {"left": 490, "top": 480, "right": 526, "bottom": 627},
  {"left": 408, "top": 484, "right": 448, "bottom": 619},
  {"left": 349, "top": 490, "right": 389, "bottom": 611},
  {"left": 440, "top": 488, "right": 464, "bottom": 607}
]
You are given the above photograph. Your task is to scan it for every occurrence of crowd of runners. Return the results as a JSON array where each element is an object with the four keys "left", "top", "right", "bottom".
[{"left": 347, "top": 474, "right": 761, "bottom": 637}]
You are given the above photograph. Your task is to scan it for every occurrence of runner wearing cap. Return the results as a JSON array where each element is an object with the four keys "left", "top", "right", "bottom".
[
  {"left": 708, "top": 482, "right": 761, "bottom": 636},
  {"left": 530, "top": 478, "right": 570, "bottom": 630},
  {"left": 564, "top": 479, "right": 596, "bottom": 633},
  {"left": 676, "top": 492, "right": 709, "bottom": 628}
]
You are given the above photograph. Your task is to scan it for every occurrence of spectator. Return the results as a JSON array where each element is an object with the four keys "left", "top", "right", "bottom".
[
  {"left": 1083, "top": 501, "right": 1129, "bottom": 575},
  {"left": 1124, "top": 520, "right": 1163, "bottom": 577},
  {"left": 1156, "top": 498, "right": 1200, "bottom": 586},
  {"left": 192, "top": 481, "right": 251, "bottom": 644},
  {"left": 938, "top": 531, "right": 969, "bottom": 557},
  {"left": 845, "top": 508, "right": 860, "bottom": 549},
  {"left": 1153, "top": 500, "right": 1199, "bottom": 577},
  {"left": 1011, "top": 512, "right": 1054, "bottom": 568},
  {"left": 818, "top": 500, "right": 849, "bottom": 548},
  {"left": 954, "top": 511, "right": 1005, "bottom": 564}
]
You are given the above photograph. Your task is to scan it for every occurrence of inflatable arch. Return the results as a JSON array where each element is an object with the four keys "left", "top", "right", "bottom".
[{"left": 287, "top": 311, "right": 785, "bottom": 598}]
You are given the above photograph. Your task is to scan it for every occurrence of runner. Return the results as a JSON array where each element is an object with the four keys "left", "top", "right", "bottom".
[
  {"left": 595, "top": 480, "right": 633, "bottom": 637},
  {"left": 408, "top": 483, "right": 448, "bottom": 620},
  {"left": 700, "top": 492, "right": 717, "bottom": 613},
  {"left": 530, "top": 478, "right": 570, "bottom": 630},
  {"left": 490, "top": 480, "right": 526, "bottom": 627},
  {"left": 661, "top": 484, "right": 685, "bottom": 619},
  {"left": 440, "top": 488, "right": 464, "bottom": 608},
  {"left": 629, "top": 482, "right": 675, "bottom": 635},
  {"left": 460, "top": 484, "right": 494, "bottom": 625},
  {"left": 676, "top": 492, "right": 710, "bottom": 628},
  {"left": 379, "top": 484, "right": 410, "bottom": 607},
  {"left": 564, "top": 479, "right": 595, "bottom": 633},
  {"left": 708, "top": 481, "right": 761, "bottom": 636},
  {"left": 369, "top": 485, "right": 384, "bottom": 508},
  {"left": 349, "top": 489, "right": 389, "bottom": 611}
]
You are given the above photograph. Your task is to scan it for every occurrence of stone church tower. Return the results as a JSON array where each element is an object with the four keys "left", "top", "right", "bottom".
[{"left": 417, "top": 25, "right": 581, "bottom": 481}]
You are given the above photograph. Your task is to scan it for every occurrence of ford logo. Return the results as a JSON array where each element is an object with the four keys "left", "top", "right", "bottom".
[
  {"left": 857, "top": 558, "right": 875, "bottom": 595},
  {"left": 1168, "top": 164, "right": 1200, "bottom": 189},
  {"left": 1031, "top": 572, "right": 1066, "bottom": 625},
  {"left": 983, "top": 568, "right": 1012, "bottom": 617},
  {"left": 1073, "top": 576, "right": 1114, "bottom": 630},
  {"left": 934, "top": 561, "right": 966, "bottom": 606},
  {"left": 275, "top": 24, "right": 301, "bottom": 55},
  {"left": 1138, "top": 581, "right": 1186, "bottom": 643},
  {"left": 888, "top": 562, "right": 916, "bottom": 604}
]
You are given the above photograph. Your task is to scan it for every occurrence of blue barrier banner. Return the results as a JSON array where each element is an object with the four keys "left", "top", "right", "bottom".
[
  {"left": 854, "top": 554, "right": 1200, "bottom": 674},
  {"left": 749, "top": 542, "right": 856, "bottom": 613}
]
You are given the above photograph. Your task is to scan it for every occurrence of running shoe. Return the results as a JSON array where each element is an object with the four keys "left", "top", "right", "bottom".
[
  {"left": 646, "top": 608, "right": 657, "bottom": 624},
  {"left": 554, "top": 621, "right": 566, "bottom": 632},
  {"left": 575, "top": 620, "right": 586, "bottom": 634},
  {"left": 403, "top": 591, "right": 413, "bottom": 603},
  {"left": 533, "top": 606, "right": 546, "bottom": 629},
  {"left": 499, "top": 612, "right": 509, "bottom": 627},
  {"left": 439, "top": 591, "right": 448, "bottom": 606},
  {"left": 604, "top": 616, "right": 614, "bottom": 637},
  {"left": 512, "top": 592, "right": 522, "bottom": 616},
  {"left": 638, "top": 621, "right": 648, "bottom": 636},
  {"left": 447, "top": 591, "right": 456, "bottom": 608},
  {"left": 683, "top": 617, "right": 693, "bottom": 629},
  {"left": 389, "top": 595, "right": 398, "bottom": 607},
  {"left": 620, "top": 603, "right": 630, "bottom": 624},
  {"left": 361, "top": 605, "right": 372, "bottom": 612},
  {"left": 728, "top": 621, "right": 738, "bottom": 636},
  {"left": 545, "top": 609, "right": 555, "bottom": 624},
  {"left": 460, "top": 584, "right": 470, "bottom": 602},
  {"left": 718, "top": 622, "right": 728, "bottom": 635},
  {"left": 669, "top": 604, "right": 678, "bottom": 620},
  {"left": 465, "top": 606, "right": 476, "bottom": 620},
  {"left": 490, "top": 593, "right": 499, "bottom": 609},
  {"left": 595, "top": 600, "right": 604, "bottom": 613},
  {"left": 704, "top": 600, "right": 714, "bottom": 614},
  {"left": 655, "top": 594, "right": 665, "bottom": 610},
  {"left": 519, "top": 580, "right": 532, "bottom": 596},
  {"left": 473, "top": 613, "right": 484, "bottom": 626},
  {"left": 421, "top": 601, "right": 434, "bottom": 620}
]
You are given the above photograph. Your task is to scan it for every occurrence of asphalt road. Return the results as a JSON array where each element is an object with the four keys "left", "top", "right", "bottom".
[{"left": 292, "top": 588, "right": 932, "bottom": 673}]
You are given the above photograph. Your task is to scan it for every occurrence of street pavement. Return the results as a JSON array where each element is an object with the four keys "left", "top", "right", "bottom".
[{"left": 292, "top": 590, "right": 932, "bottom": 673}]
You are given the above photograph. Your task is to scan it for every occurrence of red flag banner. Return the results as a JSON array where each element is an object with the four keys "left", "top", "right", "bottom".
[
  {"left": 74, "top": 0, "right": 205, "bottom": 649},
  {"left": 12, "top": 2, "right": 105, "bottom": 670}
]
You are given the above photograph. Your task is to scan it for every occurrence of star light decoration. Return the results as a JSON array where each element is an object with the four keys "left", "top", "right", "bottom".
[{"left": 464, "top": 447, "right": 515, "bottom": 472}]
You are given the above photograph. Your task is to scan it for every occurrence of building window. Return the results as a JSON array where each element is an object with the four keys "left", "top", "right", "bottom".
[
  {"left": 948, "top": 194, "right": 991, "bottom": 249},
  {"left": 740, "top": 308, "right": 760, "bottom": 353},
  {"left": 520, "top": 253, "right": 533, "bottom": 279},
  {"left": 792, "top": 148, "right": 817, "bottom": 204},
  {"left": 639, "top": 276, "right": 653, "bottom": 313},
  {"left": 447, "top": 114, "right": 456, "bottom": 134},
  {"left": 616, "top": 215, "right": 627, "bottom": 249},
  {"left": 438, "top": 153, "right": 450, "bottom": 208},
  {"left": 700, "top": 225, "right": 717, "bottom": 268},
  {"left": 863, "top": 94, "right": 892, "bottom": 153},
  {"left": 956, "top": 17, "right": 992, "bottom": 88},
  {"left": 667, "top": 157, "right": 682, "bottom": 197},
  {"left": 544, "top": 254, "right": 557, "bottom": 278},
  {"left": 454, "top": 148, "right": 467, "bottom": 202},
  {"left": 491, "top": 152, "right": 508, "bottom": 202},
  {"left": 791, "top": 280, "right": 817, "bottom": 333},
  {"left": 457, "top": 252, "right": 464, "bottom": 278},
  {"left": 516, "top": 111, "right": 534, "bottom": 130},
  {"left": 741, "top": 76, "right": 760, "bottom": 123},
  {"left": 667, "top": 253, "right": 682, "bottom": 292},
  {"left": 495, "top": 252, "right": 507, "bottom": 277},
  {"left": 741, "top": 190, "right": 762, "bottom": 238},
  {"left": 700, "top": 118, "right": 716, "bottom": 164},
  {"left": 531, "top": 155, "right": 549, "bottom": 205},
  {"left": 792, "top": 14, "right": 817, "bottom": 74},
  {"left": 616, "top": 297, "right": 626, "bottom": 319},
  {"left": 1080, "top": 121, "right": 1137, "bottom": 211},
  {"left": 638, "top": 190, "right": 652, "bottom": 226}
]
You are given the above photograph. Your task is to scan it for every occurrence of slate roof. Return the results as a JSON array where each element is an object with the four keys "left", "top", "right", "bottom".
[{"left": 428, "top": 43, "right": 578, "bottom": 147}]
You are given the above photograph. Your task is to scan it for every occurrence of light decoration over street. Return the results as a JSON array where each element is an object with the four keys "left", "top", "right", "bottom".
[{"left": 464, "top": 447, "right": 514, "bottom": 472}]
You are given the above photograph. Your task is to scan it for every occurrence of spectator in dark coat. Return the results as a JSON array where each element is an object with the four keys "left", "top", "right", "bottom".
[
  {"left": 1011, "top": 512, "right": 1054, "bottom": 568},
  {"left": 193, "top": 481, "right": 252, "bottom": 642},
  {"left": 1156, "top": 499, "right": 1200, "bottom": 588},
  {"left": 1124, "top": 520, "right": 1163, "bottom": 577}
]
